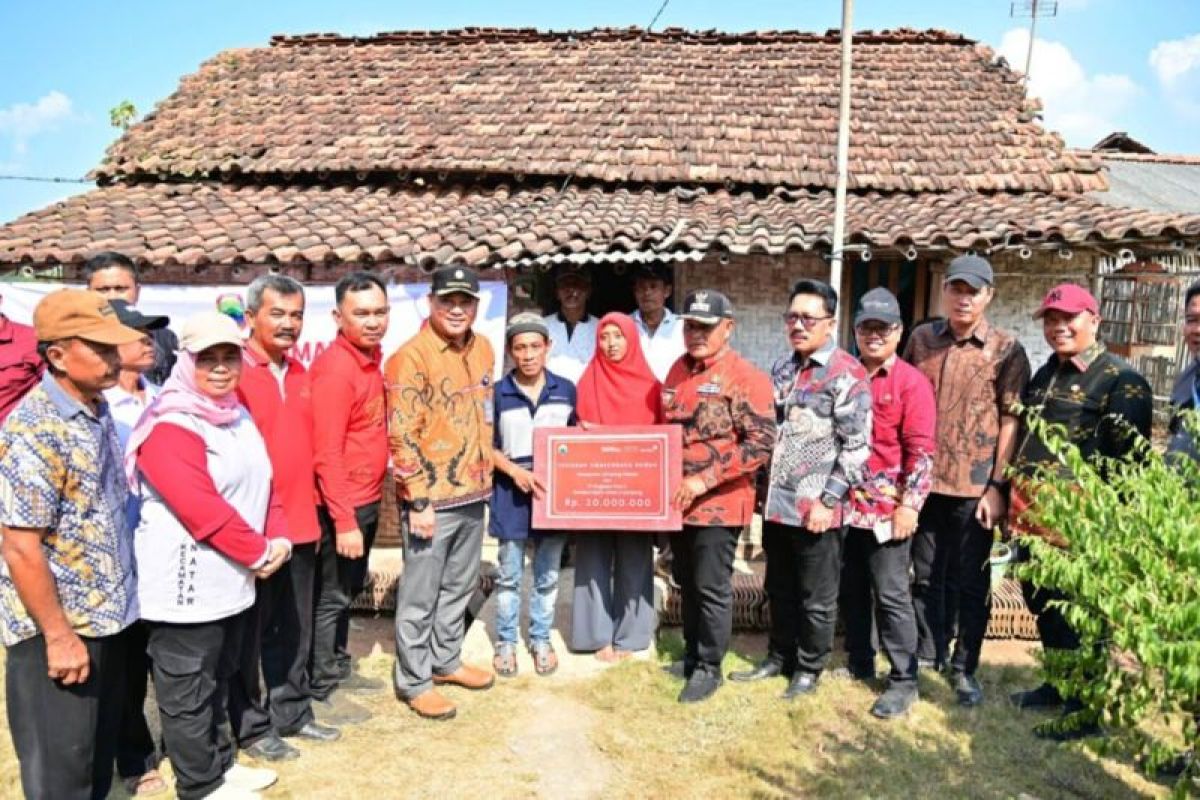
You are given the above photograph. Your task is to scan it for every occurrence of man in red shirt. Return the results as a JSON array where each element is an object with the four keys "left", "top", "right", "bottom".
[
  {"left": 665, "top": 290, "right": 776, "bottom": 704},
  {"left": 0, "top": 290, "right": 41, "bottom": 425},
  {"left": 841, "top": 289, "right": 936, "bottom": 720},
  {"left": 228, "top": 275, "right": 342, "bottom": 760},
  {"left": 310, "top": 272, "right": 390, "bottom": 717}
]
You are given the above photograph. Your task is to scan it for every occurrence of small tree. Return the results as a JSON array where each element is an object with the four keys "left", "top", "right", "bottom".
[
  {"left": 109, "top": 100, "right": 137, "bottom": 131},
  {"left": 1016, "top": 411, "right": 1200, "bottom": 795}
]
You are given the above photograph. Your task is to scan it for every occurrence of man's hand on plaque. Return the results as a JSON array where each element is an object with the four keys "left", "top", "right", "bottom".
[
  {"left": 511, "top": 466, "right": 546, "bottom": 499},
  {"left": 672, "top": 475, "right": 708, "bottom": 511}
]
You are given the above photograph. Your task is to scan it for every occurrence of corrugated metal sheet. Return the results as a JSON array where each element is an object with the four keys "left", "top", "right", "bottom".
[{"left": 1091, "top": 160, "right": 1200, "bottom": 214}]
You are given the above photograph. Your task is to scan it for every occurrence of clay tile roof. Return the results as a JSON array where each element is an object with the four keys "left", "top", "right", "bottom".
[
  {"left": 93, "top": 26, "right": 1104, "bottom": 193},
  {"left": 4, "top": 182, "right": 1195, "bottom": 269}
]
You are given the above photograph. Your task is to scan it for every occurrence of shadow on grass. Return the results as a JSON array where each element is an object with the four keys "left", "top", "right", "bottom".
[{"left": 570, "top": 629, "right": 1167, "bottom": 799}]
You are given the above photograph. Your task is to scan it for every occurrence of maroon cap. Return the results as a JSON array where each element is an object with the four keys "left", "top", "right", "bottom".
[{"left": 1033, "top": 283, "right": 1099, "bottom": 319}]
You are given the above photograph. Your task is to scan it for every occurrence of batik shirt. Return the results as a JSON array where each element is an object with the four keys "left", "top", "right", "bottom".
[
  {"left": 0, "top": 372, "right": 136, "bottom": 646},
  {"left": 903, "top": 318, "right": 1029, "bottom": 498},
  {"left": 1013, "top": 342, "right": 1152, "bottom": 479},
  {"left": 661, "top": 347, "right": 776, "bottom": 527},
  {"left": 846, "top": 355, "right": 937, "bottom": 531},
  {"left": 765, "top": 340, "right": 872, "bottom": 528}
]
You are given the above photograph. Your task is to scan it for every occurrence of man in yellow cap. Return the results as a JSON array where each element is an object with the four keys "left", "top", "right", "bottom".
[{"left": 0, "top": 289, "right": 143, "bottom": 799}]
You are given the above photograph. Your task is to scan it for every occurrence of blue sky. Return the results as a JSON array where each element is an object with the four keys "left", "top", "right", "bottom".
[{"left": 1, "top": 0, "right": 1197, "bottom": 223}]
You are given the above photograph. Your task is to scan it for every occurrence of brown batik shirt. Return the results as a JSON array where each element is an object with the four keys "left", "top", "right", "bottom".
[{"left": 902, "top": 318, "right": 1030, "bottom": 498}]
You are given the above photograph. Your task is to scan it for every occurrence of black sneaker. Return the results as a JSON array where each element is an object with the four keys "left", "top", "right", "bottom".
[
  {"left": 1009, "top": 682, "right": 1064, "bottom": 710},
  {"left": 242, "top": 733, "right": 300, "bottom": 762},
  {"left": 678, "top": 668, "right": 723, "bottom": 704},
  {"left": 953, "top": 672, "right": 984, "bottom": 707},
  {"left": 871, "top": 684, "right": 918, "bottom": 719}
]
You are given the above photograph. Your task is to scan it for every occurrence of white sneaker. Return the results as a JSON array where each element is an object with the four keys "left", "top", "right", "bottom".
[
  {"left": 224, "top": 762, "right": 278, "bottom": 791},
  {"left": 206, "top": 783, "right": 261, "bottom": 799}
]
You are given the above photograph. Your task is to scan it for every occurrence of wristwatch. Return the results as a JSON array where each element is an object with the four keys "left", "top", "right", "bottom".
[
  {"left": 819, "top": 492, "right": 839, "bottom": 509},
  {"left": 986, "top": 478, "right": 1010, "bottom": 493},
  {"left": 409, "top": 497, "right": 431, "bottom": 513}
]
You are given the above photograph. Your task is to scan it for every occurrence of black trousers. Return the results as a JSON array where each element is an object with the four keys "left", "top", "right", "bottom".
[
  {"left": 6, "top": 629, "right": 127, "bottom": 800},
  {"left": 116, "top": 621, "right": 159, "bottom": 779},
  {"left": 312, "top": 502, "right": 379, "bottom": 700},
  {"left": 671, "top": 524, "right": 738, "bottom": 674},
  {"left": 911, "top": 493, "right": 992, "bottom": 675},
  {"left": 1022, "top": 580, "right": 1081, "bottom": 652},
  {"left": 763, "top": 521, "right": 845, "bottom": 676},
  {"left": 840, "top": 527, "right": 919, "bottom": 685},
  {"left": 229, "top": 542, "right": 318, "bottom": 743},
  {"left": 147, "top": 612, "right": 247, "bottom": 800}
]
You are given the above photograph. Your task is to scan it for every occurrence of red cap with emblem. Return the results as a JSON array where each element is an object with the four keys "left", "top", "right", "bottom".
[{"left": 1033, "top": 283, "right": 1099, "bottom": 319}]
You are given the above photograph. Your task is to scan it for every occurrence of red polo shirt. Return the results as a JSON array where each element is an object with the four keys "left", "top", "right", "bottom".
[
  {"left": 235, "top": 346, "right": 320, "bottom": 545},
  {"left": 0, "top": 315, "right": 41, "bottom": 426},
  {"left": 309, "top": 333, "right": 388, "bottom": 532}
]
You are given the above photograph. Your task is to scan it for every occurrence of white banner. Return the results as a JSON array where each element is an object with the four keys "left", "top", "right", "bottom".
[{"left": 1, "top": 281, "right": 508, "bottom": 377}]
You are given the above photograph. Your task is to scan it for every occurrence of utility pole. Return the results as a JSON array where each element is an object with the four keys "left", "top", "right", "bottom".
[
  {"left": 829, "top": 0, "right": 854, "bottom": 324},
  {"left": 1010, "top": 0, "right": 1059, "bottom": 85}
]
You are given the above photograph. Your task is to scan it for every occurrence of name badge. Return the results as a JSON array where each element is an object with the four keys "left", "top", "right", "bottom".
[{"left": 698, "top": 383, "right": 722, "bottom": 395}]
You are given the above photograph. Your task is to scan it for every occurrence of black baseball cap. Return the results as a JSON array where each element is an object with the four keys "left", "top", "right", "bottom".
[
  {"left": 632, "top": 264, "right": 673, "bottom": 284},
  {"left": 431, "top": 265, "right": 481, "bottom": 299},
  {"left": 554, "top": 265, "right": 592, "bottom": 286},
  {"left": 944, "top": 255, "right": 994, "bottom": 289},
  {"left": 679, "top": 289, "right": 734, "bottom": 324},
  {"left": 108, "top": 298, "right": 169, "bottom": 331},
  {"left": 854, "top": 288, "right": 902, "bottom": 326}
]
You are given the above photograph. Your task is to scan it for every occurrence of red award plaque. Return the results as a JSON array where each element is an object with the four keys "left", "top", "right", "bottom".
[{"left": 532, "top": 425, "right": 683, "bottom": 531}]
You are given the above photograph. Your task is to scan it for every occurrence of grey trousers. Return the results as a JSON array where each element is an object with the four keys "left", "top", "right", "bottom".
[
  {"left": 570, "top": 533, "right": 655, "bottom": 652},
  {"left": 393, "top": 502, "right": 485, "bottom": 699}
]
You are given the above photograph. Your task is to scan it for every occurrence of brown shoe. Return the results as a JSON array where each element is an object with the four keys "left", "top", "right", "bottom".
[
  {"left": 433, "top": 664, "right": 495, "bottom": 691},
  {"left": 406, "top": 689, "right": 457, "bottom": 720}
]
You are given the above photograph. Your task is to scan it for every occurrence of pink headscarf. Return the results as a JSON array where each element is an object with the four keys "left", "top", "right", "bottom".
[{"left": 123, "top": 351, "right": 242, "bottom": 490}]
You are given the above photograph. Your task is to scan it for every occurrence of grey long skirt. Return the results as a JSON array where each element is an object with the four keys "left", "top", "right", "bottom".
[{"left": 570, "top": 533, "right": 656, "bottom": 652}]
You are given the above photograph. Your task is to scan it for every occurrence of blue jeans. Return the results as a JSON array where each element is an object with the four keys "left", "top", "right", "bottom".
[{"left": 495, "top": 536, "right": 567, "bottom": 645}]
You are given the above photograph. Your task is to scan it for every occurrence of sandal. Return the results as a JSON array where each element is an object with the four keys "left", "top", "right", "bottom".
[
  {"left": 123, "top": 769, "right": 168, "bottom": 797},
  {"left": 493, "top": 642, "right": 518, "bottom": 677},
  {"left": 530, "top": 641, "right": 559, "bottom": 676}
]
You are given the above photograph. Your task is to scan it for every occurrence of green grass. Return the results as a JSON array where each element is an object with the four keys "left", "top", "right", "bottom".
[{"left": 0, "top": 635, "right": 1176, "bottom": 799}]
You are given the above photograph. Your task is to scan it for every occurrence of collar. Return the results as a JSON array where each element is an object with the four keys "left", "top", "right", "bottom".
[
  {"left": 633, "top": 308, "right": 676, "bottom": 333},
  {"left": 934, "top": 317, "right": 990, "bottom": 345},
  {"left": 500, "top": 370, "right": 560, "bottom": 401},
  {"left": 685, "top": 346, "right": 732, "bottom": 373},
  {"left": 423, "top": 323, "right": 476, "bottom": 354},
  {"left": 794, "top": 338, "right": 836, "bottom": 369},
  {"left": 867, "top": 354, "right": 898, "bottom": 377},
  {"left": 105, "top": 377, "right": 157, "bottom": 405},
  {"left": 243, "top": 344, "right": 298, "bottom": 372},
  {"left": 1061, "top": 341, "right": 1106, "bottom": 373},
  {"left": 556, "top": 312, "right": 594, "bottom": 326},
  {"left": 42, "top": 371, "right": 102, "bottom": 421},
  {"left": 334, "top": 332, "right": 382, "bottom": 368}
]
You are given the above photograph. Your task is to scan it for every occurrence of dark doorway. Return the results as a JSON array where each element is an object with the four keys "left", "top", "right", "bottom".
[{"left": 536, "top": 263, "right": 676, "bottom": 317}]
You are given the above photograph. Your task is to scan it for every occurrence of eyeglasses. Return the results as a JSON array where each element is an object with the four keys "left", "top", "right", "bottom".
[
  {"left": 783, "top": 313, "right": 832, "bottom": 329},
  {"left": 854, "top": 323, "right": 901, "bottom": 337}
]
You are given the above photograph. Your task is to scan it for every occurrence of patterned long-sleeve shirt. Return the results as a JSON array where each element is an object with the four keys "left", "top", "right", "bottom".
[
  {"left": 847, "top": 355, "right": 936, "bottom": 531},
  {"left": 661, "top": 347, "right": 776, "bottom": 527},
  {"left": 765, "top": 340, "right": 872, "bottom": 529}
]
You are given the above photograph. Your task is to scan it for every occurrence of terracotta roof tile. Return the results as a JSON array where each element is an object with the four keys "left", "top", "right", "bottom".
[
  {"left": 93, "top": 27, "right": 1103, "bottom": 193},
  {"left": 2, "top": 182, "right": 1196, "bottom": 270}
]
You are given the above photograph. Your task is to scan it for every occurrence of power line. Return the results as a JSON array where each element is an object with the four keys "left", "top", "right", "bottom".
[
  {"left": 646, "top": 0, "right": 671, "bottom": 31},
  {"left": 0, "top": 174, "right": 90, "bottom": 185}
]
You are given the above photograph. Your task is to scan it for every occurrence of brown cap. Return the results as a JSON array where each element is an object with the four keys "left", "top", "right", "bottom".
[{"left": 33, "top": 289, "right": 143, "bottom": 345}]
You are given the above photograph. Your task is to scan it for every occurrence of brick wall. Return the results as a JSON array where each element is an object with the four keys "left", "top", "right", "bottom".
[{"left": 673, "top": 252, "right": 828, "bottom": 372}]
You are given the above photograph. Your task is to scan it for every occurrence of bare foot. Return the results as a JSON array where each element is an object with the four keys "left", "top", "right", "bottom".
[
  {"left": 612, "top": 650, "right": 633, "bottom": 661},
  {"left": 595, "top": 645, "right": 616, "bottom": 662}
]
